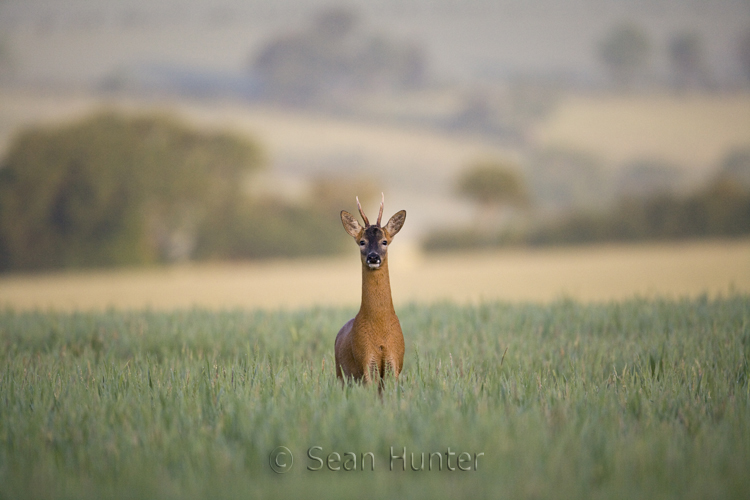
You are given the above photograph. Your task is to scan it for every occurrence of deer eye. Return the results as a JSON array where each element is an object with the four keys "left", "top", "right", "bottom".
[
  {"left": 381, "top": 240, "right": 388, "bottom": 246},
  {"left": 359, "top": 240, "right": 366, "bottom": 247}
]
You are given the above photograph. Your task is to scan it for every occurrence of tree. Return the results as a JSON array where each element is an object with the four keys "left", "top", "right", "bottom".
[
  {"left": 717, "top": 146, "right": 750, "bottom": 188},
  {"left": 598, "top": 23, "right": 652, "bottom": 88},
  {"left": 738, "top": 27, "right": 750, "bottom": 84},
  {"left": 0, "top": 112, "right": 263, "bottom": 271},
  {"left": 669, "top": 31, "right": 708, "bottom": 89},
  {"left": 0, "top": 37, "right": 14, "bottom": 82},
  {"left": 250, "top": 6, "right": 426, "bottom": 104},
  {"left": 456, "top": 159, "right": 529, "bottom": 228}
]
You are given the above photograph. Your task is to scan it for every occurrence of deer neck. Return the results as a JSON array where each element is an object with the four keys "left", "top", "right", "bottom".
[{"left": 359, "top": 258, "right": 395, "bottom": 318}]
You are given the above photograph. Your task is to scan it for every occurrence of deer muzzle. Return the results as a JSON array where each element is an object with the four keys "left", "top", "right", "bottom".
[{"left": 366, "top": 252, "right": 382, "bottom": 269}]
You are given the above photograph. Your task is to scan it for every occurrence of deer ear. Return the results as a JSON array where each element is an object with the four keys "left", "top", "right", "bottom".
[
  {"left": 341, "top": 210, "right": 363, "bottom": 239},
  {"left": 384, "top": 210, "right": 406, "bottom": 238}
]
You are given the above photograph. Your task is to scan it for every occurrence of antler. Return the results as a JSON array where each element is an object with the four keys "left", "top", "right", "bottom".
[
  {"left": 356, "top": 196, "right": 370, "bottom": 226},
  {"left": 377, "top": 192, "right": 384, "bottom": 226}
]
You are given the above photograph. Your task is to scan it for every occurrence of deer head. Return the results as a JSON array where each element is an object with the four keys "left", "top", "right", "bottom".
[{"left": 340, "top": 193, "right": 406, "bottom": 270}]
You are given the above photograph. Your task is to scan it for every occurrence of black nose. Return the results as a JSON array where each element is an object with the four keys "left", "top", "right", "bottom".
[{"left": 366, "top": 253, "right": 381, "bottom": 265}]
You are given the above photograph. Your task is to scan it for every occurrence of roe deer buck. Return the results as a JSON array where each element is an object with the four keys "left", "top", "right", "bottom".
[{"left": 336, "top": 193, "right": 406, "bottom": 387}]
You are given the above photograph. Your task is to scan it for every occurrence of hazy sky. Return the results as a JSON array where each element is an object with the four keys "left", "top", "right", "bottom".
[{"left": 1, "top": 0, "right": 749, "bottom": 85}]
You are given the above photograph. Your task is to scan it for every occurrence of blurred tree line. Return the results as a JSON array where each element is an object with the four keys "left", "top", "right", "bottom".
[
  {"left": 250, "top": 6, "right": 426, "bottom": 105},
  {"left": 596, "top": 21, "right": 750, "bottom": 91},
  {"left": 423, "top": 148, "right": 750, "bottom": 252},
  {"left": 529, "top": 175, "right": 750, "bottom": 246},
  {"left": 0, "top": 112, "right": 345, "bottom": 272}
]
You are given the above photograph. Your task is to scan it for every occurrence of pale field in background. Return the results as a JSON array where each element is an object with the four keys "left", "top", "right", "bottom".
[
  {"left": 534, "top": 93, "right": 750, "bottom": 174},
  {"left": 6, "top": 91, "right": 750, "bottom": 175},
  {"left": 1, "top": 239, "right": 748, "bottom": 312},
  {"left": 0, "top": 89, "right": 509, "bottom": 230},
  {"left": 3, "top": 90, "right": 750, "bottom": 231},
  {"left": 1, "top": 91, "right": 749, "bottom": 311}
]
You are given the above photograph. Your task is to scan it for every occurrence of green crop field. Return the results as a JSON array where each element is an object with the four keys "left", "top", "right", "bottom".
[{"left": 1, "top": 296, "right": 749, "bottom": 499}]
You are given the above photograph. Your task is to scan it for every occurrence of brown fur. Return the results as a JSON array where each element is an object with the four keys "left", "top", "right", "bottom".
[{"left": 335, "top": 199, "right": 406, "bottom": 387}]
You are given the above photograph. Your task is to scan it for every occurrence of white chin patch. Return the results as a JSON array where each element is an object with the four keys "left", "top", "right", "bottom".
[{"left": 367, "top": 262, "right": 381, "bottom": 269}]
